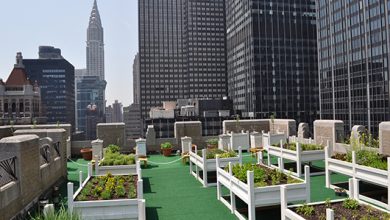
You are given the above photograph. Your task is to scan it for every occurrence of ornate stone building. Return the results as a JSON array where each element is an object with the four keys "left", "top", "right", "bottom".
[{"left": 0, "top": 53, "right": 41, "bottom": 124}]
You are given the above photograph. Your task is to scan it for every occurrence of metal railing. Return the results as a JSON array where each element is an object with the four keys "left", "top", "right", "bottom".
[
  {"left": 40, "top": 144, "right": 50, "bottom": 165},
  {"left": 0, "top": 156, "right": 17, "bottom": 187},
  {"left": 53, "top": 142, "right": 61, "bottom": 157}
]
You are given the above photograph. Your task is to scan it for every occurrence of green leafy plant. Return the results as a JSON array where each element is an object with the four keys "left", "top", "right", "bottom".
[
  {"left": 30, "top": 206, "right": 81, "bottom": 220},
  {"left": 346, "top": 150, "right": 387, "bottom": 170},
  {"left": 342, "top": 198, "right": 359, "bottom": 210},
  {"left": 161, "top": 142, "right": 172, "bottom": 149},
  {"left": 106, "top": 144, "right": 120, "bottom": 154},
  {"left": 325, "top": 198, "right": 331, "bottom": 208},
  {"left": 101, "top": 152, "right": 136, "bottom": 166},
  {"left": 296, "top": 203, "right": 315, "bottom": 216},
  {"left": 206, "top": 138, "right": 219, "bottom": 145},
  {"left": 76, "top": 173, "right": 137, "bottom": 201},
  {"left": 226, "top": 163, "right": 302, "bottom": 187},
  {"left": 197, "top": 148, "right": 237, "bottom": 159},
  {"left": 359, "top": 132, "right": 379, "bottom": 148}
]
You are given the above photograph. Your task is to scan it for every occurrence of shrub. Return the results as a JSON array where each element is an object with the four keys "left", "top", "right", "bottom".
[
  {"left": 342, "top": 198, "right": 359, "bottom": 210},
  {"left": 161, "top": 142, "right": 172, "bottom": 149},
  {"left": 101, "top": 152, "right": 136, "bottom": 166},
  {"left": 197, "top": 148, "right": 237, "bottom": 159},
  {"left": 101, "top": 189, "right": 112, "bottom": 200},
  {"left": 106, "top": 144, "right": 120, "bottom": 154},
  {"left": 226, "top": 163, "right": 302, "bottom": 186},
  {"left": 346, "top": 150, "right": 387, "bottom": 170},
  {"left": 296, "top": 203, "right": 315, "bottom": 216},
  {"left": 206, "top": 138, "right": 219, "bottom": 145},
  {"left": 31, "top": 206, "right": 81, "bottom": 220}
]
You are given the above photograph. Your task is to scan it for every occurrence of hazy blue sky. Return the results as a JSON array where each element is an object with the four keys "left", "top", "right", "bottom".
[{"left": 0, "top": 0, "right": 138, "bottom": 106}]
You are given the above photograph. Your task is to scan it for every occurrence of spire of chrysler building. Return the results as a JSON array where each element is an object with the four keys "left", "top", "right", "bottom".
[{"left": 86, "top": 0, "right": 105, "bottom": 81}]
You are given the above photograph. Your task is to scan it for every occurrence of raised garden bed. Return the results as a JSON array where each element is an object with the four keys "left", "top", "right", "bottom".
[
  {"left": 281, "top": 179, "right": 390, "bottom": 220},
  {"left": 216, "top": 158, "right": 310, "bottom": 220},
  {"left": 267, "top": 142, "right": 325, "bottom": 177},
  {"left": 325, "top": 146, "right": 390, "bottom": 210},
  {"left": 262, "top": 132, "right": 286, "bottom": 148},
  {"left": 68, "top": 162, "right": 145, "bottom": 220},
  {"left": 96, "top": 152, "right": 138, "bottom": 176},
  {"left": 189, "top": 146, "right": 242, "bottom": 187}
]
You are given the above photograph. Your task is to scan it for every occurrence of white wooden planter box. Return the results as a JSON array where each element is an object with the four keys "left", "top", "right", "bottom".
[
  {"left": 189, "top": 146, "right": 242, "bottom": 187},
  {"left": 68, "top": 162, "right": 145, "bottom": 220},
  {"left": 230, "top": 132, "right": 250, "bottom": 151},
  {"left": 281, "top": 178, "right": 390, "bottom": 220},
  {"left": 262, "top": 132, "right": 286, "bottom": 149},
  {"left": 267, "top": 141, "right": 325, "bottom": 177},
  {"left": 325, "top": 146, "right": 390, "bottom": 210},
  {"left": 216, "top": 157, "right": 310, "bottom": 220},
  {"left": 95, "top": 159, "right": 139, "bottom": 176}
]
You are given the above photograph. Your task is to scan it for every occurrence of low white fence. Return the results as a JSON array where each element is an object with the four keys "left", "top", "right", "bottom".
[
  {"left": 216, "top": 154, "right": 310, "bottom": 220},
  {"left": 325, "top": 146, "right": 390, "bottom": 210},
  {"left": 189, "top": 146, "right": 242, "bottom": 187},
  {"left": 267, "top": 141, "right": 325, "bottom": 177},
  {"left": 281, "top": 178, "right": 390, "bottom": 220}
]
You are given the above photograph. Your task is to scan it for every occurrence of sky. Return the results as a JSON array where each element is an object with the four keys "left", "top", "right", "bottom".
[{"left": 0, "top": 0, "right": 138, "bottom": 106}]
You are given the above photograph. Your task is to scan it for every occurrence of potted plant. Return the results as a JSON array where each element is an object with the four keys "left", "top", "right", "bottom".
[
  {"left": 80, "top": 147, "right": 93, "bottom": 160},
  {"left": 161, "top": 142, "right": 173, "bottom": 157},
  {"left": 206, "top": 138, "right": 218, "bottom": 149}
]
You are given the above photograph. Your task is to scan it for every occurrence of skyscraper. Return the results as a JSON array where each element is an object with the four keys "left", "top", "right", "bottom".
[
  {"left": 133, "top": 53, "right": 140, "bottom": 104},
  {"left": 86, "top": 0, "right": 105, "bottom": 81},
  {"left": 138, "top": 0, "right": 227, "bottom": 122},
  {"left": 76, "top": 75, "right": 106, "bottom": 137},
  {"left": 317, "top": 0, "right": 390, "bottom": 135},
  {"left": 226, "top": 0, "right": 318, "bottom": 124},
  {"left": 77, "top": 0, "right": 106, "bottom": 136},
  {"left": 23, "top": 47, "right": 75, "bottom": 129}
]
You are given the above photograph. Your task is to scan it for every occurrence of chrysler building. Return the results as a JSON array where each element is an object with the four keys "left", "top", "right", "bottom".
[{"left": 86, "top": 0, "right": 105, "bottom": 80}]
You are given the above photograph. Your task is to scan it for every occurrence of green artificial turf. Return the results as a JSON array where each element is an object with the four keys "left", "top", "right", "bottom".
[{"left": 64, "top": 152, "right": 349, "bottom": 220}]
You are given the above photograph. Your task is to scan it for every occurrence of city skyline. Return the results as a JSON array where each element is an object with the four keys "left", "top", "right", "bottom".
[{"left": 0, "top": 0, "right": 138, "bottom": 106}]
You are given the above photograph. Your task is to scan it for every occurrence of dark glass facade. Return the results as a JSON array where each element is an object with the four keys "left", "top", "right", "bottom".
[
  {"left": 317, "top": 0, "right": 390, "bottom": 135},
  {"left": 76, "top": 75, "right": 106, "bottom": 138},
  {"left": 226, "top": 0, "right": 318, "bottom": 125},
  {"left": 23, "top": 58, "right": 75, "bottom": 130},
  {"left": 138, "top": 0, "right": 227, "bottom": 121}
]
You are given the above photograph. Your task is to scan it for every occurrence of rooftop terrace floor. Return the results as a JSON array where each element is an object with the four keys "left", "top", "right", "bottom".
[{"left": 66, "top": 153, "right": 348, "bottom": 220}]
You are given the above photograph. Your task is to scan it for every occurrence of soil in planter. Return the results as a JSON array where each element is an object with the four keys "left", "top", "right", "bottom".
[
  {"left": 227, "top": 163, "right": 302, "bottom": 187},
  {"left": 75, "top": 174, "right": 138, "bottom": 201},
  {"left": 293, "top": 201, "right": 390, "bottom": 220}
]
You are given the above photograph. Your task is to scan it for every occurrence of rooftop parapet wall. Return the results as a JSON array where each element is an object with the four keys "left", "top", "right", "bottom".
[
  {"left": 313, "top": 120, "right": 344, "bottom": 155},
  {"left": 0, "top": 135, "right": 40, "bottom": 220},
  {"left": 0, "top": 124, "right": 72, "bottom": 140},
  {"left": 97, "top": 123, "right": 126, "bottom": 150},
  {"left": 13, "top": 128, "right": 67, "bottom": 177},
  {"left": 174, "top": 121, "right": 203, "bottom": 147},
  {"left": 222, "top": 119, "right": 296, "bottom": 136},
  {"left": 0, "top": 133, "right": 67, "bottom": 219},
  {"left": 379, "top": 122, "right": 390, "bottom": 156},
  {"left": 223, "top": 119, "right": 269, "bottom": 134}
]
